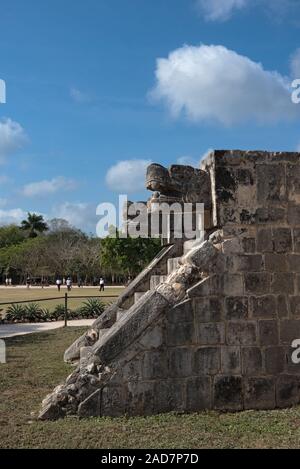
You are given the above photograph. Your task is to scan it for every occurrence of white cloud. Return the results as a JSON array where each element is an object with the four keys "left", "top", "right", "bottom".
[
  {"left": 106, "top": 159, "right": 151, "bottom": 193},
  {"left": 196, "top": 0, "right": 248, "bottom": 22},
  {"left": 22, "top": 176, "right": 77, "bottom": 197},
  {"left": 0, "top": 118, "right": 28, "bottom": 163},
  {"left": 177, "top": 156, "right": 199, "bottom": 167},
  {"left": 200, "top": 148, "right": 214, "bottom": 162},
  {"left": 290, "top": 48, "right": 300, "bottom": 78},
  {"left": 151, "top": 44, "right": 297, "bottom": 126},
  {"left": 0, "top": 208, "right": 27, "bottom": 226},
  {"left": 51, "top": 202, "right": 97, "bottom": 233},
  {"left": 70, "top": 87, "right": 91, "bottom": 104},
  {"left": 177, "top": 149, "right": 213, "bottom": 167},
  {"left": 195, "top": 0, "right": 293, "bottom": 22}
]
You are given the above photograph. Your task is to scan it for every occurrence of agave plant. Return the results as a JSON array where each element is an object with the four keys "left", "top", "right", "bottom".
[
  {"left": 24, "top": 303, "right": 43, "bottom": 322},
  {"left": 50, "top": 304, "right": 66, "bottom": 321},
  {"left": 5, "top": 304, "right": 27, "bottom": 322},
  {"left": 40, "top": 308, "right": 51, "bottom": 322},
  {"left": 78, "top": 298, "right": 105, "bottom": 319},
  {"left": 71, "top": 308, "right": 81, "bottom": 319}
]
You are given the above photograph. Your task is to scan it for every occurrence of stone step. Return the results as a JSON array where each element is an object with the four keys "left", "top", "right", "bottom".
[
  {"left": 98, "top": 328, "right": 110, "bottom": 339},
  {"left": 116, "top": 310, "right": 124, "bottom": 321},
  {"left": 167, "top": 257, "right": 181, "bottom": 275},
  {"left": 150, "top": 275, "right": 167, "bottom": 290},
  {"left": 183, "top": 240, "right": 197, "bottom": 254},
  {"left": 183, "top": 238, "right": 204, "bottom": 255},
  {"left": 134, "top": 292, "right": 145, "bottom": 303}
]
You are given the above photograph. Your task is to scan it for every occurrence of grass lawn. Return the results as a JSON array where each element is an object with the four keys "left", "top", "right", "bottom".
[
  {"left": 1, "top": 327, "right": 300, "bottom": 449},
  {"left": 0, "top": 287, "right": 124, "bottom": 317}
]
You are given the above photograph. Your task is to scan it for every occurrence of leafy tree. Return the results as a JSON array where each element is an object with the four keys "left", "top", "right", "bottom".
[
  {"left": 48, "top": 218, "right": 73, "bottom": 233},
  {"left": 0, "top": 220, "right": 161, "bottom": 285},
  {"left": 101, "top": 228, "right": 161, "bottom": 278},
  {"left": 20, "top": 213, "right": 49, "bottom": 238},
  {"left": 0, "top": 224, "right": 25, "bottom": 248}
]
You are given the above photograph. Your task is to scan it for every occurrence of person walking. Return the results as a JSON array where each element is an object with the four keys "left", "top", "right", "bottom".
[
  {"left": 5, "top": 278, "right": 9, "bottom": 287},
  {"left": 99, "top": 277, "right": 105, "bottom": 292},
  {"left": 26, "top": 276, "right": 31, "bottom": 289},
  {"left": 8, "top": 278, "right": 12, "bottom": 286},
  {"left": 66, "top": 277, "right": 72, "bottom": 291},
  {"left": 56, "top": 278, "right": 62, "bottom": 291}
]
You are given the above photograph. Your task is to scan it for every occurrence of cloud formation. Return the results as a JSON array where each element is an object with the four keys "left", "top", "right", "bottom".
[
  {"left": 0, "top": 118, "right": 28, "bottom": 163},
  {"left": 196, "top": 0, "right": 248, "bottom": 22},
  {"left": 0, "top": 208, "right": 27, "bottom": 226},
  {"left": 106, "top": 159, "right": 151, "bottom": 193},
  {"left": 22, "top": 176, "right": 77, "bottom": 197},
  {"left": 195, "top": 0, "right": 293, "bottom": 22},
  {"left": 70, "top": 87, "right": 91, "bottom": 104},
  {"left": 177, "top": 149, "right": 213, "bottom": 168},
  {"left": 51, "top": 202, "right": 97, "bottom": 233},
  {"left": 151, "top": 44, "right": 297, "bottom": 126}
]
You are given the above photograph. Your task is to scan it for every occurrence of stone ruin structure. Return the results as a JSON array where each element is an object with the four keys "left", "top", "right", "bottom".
[{"left": 39, "top": 150, "right": 300, "bottom": 420}]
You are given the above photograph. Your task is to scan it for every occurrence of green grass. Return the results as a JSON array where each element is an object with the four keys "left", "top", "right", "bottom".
[
  {"left": 0, "top": 287, "right": 124, "bottom": 317},
  {"left": 1, "top": 327, "right": 300, "bottom": 448}
]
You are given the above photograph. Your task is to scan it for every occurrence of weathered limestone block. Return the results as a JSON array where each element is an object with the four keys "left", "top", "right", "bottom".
[
  {"left": 221, "top": 346, "right": 241, "bottom": 374},
  {"left": 186, "top": 377, "right": 212, "bottom": 411},
  {"left": 258, "top": 320, "right": 279, "bottom": 346},
  {"left": 196, "top": 322, "right": 225, "bottom": 345},
  {"left": 193, "top": 297, "right": 223, "bottom": 322},
  {"left": 226, "top": 321, "right": 257, "bottom": 346},
  {"left": 276, "top": 375, "right": 300, "bottom": 407},
  {"left": 193, "top": 347, "right": 220, "bottom": 375},
  {"left": 225, "top": 297, "right": 248, "bottom": 320},
  {"left": 244, "top": 377, "right": 276, "bottom": 410},
  {"left": 214, "top": 376, "right": 243, "bottom": 411},
  {"left": 241, "top": 347, "right": 263, "bottom": 375}
]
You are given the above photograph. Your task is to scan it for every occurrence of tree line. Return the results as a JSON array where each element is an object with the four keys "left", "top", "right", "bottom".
[{"left": 0, "top": 213, "right": 161, "bottom": 285}]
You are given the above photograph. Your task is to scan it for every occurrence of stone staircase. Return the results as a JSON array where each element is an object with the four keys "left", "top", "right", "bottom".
[
  {"left": 63, "top": 242, "right": 186, "bottom": 363},
  {"left": 129, "top": 256, "right": 182, "bottom": 305},
  {"left": 80, "top": 242, "right": 198, "bottom": 349},
  {"left": 107, "top": 242, "right": 195, "bottom": 324}
]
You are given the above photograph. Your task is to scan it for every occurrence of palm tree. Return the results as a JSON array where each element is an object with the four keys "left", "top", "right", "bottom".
[{"left": 20, "top": 213, "right": 49, "bottom": 238}]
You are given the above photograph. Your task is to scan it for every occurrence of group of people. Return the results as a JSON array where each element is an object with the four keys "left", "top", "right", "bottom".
[
  {"left": 3, "top": 276, "right": 106, "bottom": 290},
  {"left": 55, "top": 277, "right": 105, "bottom": 292},
  {"left": 55, "top": 277, "right": 73, "bottom": 291}
]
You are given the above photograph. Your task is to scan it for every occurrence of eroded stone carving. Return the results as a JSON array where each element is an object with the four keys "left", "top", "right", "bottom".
[{"left": 146, "top": 163, "right": 212, "bottom": 206}]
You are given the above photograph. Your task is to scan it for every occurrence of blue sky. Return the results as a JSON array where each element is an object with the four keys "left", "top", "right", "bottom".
[{"left": 1, "top": 0, "right": 300, "bottom": 233}]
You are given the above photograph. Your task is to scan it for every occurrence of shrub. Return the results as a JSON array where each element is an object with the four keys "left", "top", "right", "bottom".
[
  {"left": 24, "top": 303, "right": 43, "bottom": 322},
  {"left": 50, "top": 304, "right": 65, "bottom": 321},
  {"left": 5, "top": 304, "right": 27, "bottom": 322},
  {"left": 40, "top": 308, "right": 51, "bottom": 322},
  {"left": 77, "top": 298, "right": 105, "bottom": 319}
]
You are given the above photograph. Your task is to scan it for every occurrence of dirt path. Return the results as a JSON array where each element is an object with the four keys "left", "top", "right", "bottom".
[{"left": 0, "top": 319, "right": 94, "bottom": 338}]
